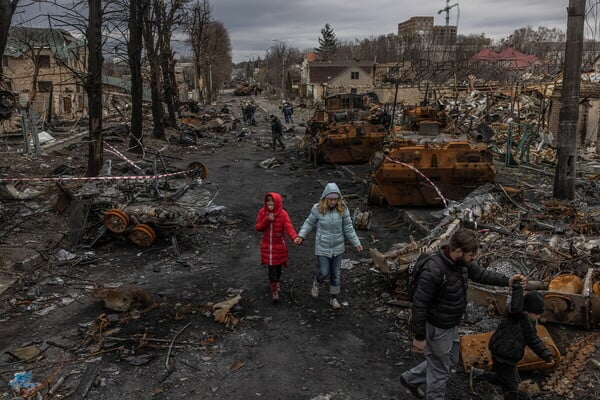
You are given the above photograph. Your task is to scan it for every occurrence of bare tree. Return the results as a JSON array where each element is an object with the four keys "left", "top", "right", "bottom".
[
  {"left": 186, "top": 0, "right": 210, "bottom": 102},
  {"left": 128, "top": 0, "right": 146, "bottom": 152},
  {"left": 143, "top": 0, "right": 165, "bottom": 140},
  {"left": 156, "top": 0, "right": 188, "bottom": 128},
  {"left": 86, "top": 0, "right": 103, "bottom": 176}
]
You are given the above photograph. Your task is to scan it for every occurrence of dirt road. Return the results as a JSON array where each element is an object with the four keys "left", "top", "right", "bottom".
[{"left": 0, "top": 92, "right": 591, "bottom": 400}]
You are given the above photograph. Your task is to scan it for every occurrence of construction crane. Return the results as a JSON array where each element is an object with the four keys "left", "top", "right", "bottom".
[{"left": 438, "top": 0, "right": 459, "bottom": 27}]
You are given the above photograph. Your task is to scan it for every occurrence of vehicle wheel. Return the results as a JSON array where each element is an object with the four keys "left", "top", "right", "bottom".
[
  {"left": 103, "top": 208, "right": 130, "bottom": 233},
  {"left": 129, "top": 224, "right": 156, "bottom": 247}
]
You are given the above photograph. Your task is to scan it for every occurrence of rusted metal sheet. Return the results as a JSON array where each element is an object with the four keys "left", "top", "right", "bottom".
[
  {"left": 368, "top": 141, "right": 495, "bottom": 207},
  {"left": 467, "top": 268, "right": 600, "bottom": 329},
  {"left": 460, "top": 324, "right": 561, "bottom": 372}
]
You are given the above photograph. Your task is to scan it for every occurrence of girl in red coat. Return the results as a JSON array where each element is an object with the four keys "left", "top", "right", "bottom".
[{"left": 255, "top": 192, "right": 298, "bottom": 303}]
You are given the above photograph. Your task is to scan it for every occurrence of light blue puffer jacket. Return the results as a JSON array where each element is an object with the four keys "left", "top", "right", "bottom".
[{"left": 297, "top": 183, "right": 361, "bottom": 257}]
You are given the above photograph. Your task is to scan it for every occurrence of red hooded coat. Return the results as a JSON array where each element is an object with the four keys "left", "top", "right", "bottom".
[{"left": 255, "top": 192, "right": 298, "bottom": 266}]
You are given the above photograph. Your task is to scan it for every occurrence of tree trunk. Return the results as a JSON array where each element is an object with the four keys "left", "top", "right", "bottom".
[
  {"left": 553, "top": 0, "right": 585, "bottom": 200},
  {"left": 161, "top": 47, "right": 177, "bottom": 128},
  {"left": 143, "top": 5, "right": 165, "bottom": 140},
  {"left": 86, "top": 0, "right": 103, "bottom": 177},
  {"left": 168, "top": 54, "right": 179, "bottom": 112},
  {"left": 0, "top": 0, "right": 19, "bottom": 79},
  {"left": 128, "top": 0, "right": 144, "bottom": 152}
]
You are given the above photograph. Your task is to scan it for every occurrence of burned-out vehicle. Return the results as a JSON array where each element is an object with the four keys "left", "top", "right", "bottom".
[
  {"left": 233, "top": 83, "right": 258, "bottom": 96},
  {"left": 468, "top": 268, "right": 600, "bottom": 329},
  {"left": 305, "top": 93, "right": 391, "bottom": 164},
  {"left": 368, "top": 132, "right": 496, "bottom": 207},
  {"left": 97, "top": 162, "right": 213, "bottom": 248}
]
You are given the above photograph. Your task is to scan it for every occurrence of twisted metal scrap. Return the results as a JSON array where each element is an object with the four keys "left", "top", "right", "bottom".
[{"left": 543, "top": 333, "right": 600, "bottom": 396}]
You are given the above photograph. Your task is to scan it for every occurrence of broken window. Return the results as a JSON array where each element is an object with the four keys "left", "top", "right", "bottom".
[
  {"left": 1, "top": 56, "right": 8, "bottom": 67},
  {"left": 38, "top": 81, "right": 53, "bottom": 92},
  {"left": 351, "top": 71, "right": 359, "bottom": 80},
  {"left": 35, "top": 55, "right": 51, "bottom": 68}
]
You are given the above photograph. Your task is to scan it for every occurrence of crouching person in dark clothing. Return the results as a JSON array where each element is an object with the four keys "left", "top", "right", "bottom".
[{"left": 470, "top": 282, "right": 555, "bottom": 399}]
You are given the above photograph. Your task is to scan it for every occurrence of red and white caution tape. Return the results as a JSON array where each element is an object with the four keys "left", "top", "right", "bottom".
[
  {"left": 104, "top": 142, "right": 143, "bottom": 171},
  {"left": 384, "top": 156, "right": 448, "bottom": 208},
  {"left": 0, "top": 170, "right": 193, "bottom": 183}
]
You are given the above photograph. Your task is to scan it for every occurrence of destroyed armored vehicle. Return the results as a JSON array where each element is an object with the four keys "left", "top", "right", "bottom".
[
  {"left": 101, "top": 162, "right": 212, "bottom": 247},
  {"left": 368, "top": 134, "right": 496, "bottom": 207},
  {"left": 233, "top": 83, "right": 257, "bottom": 96},
  {"left": 468, "top": 268, "right": 600, "bottom": 329},
  {"left": 401, "top": 103, "right": 448, "bottom": 134},
  {"left": 304, "top": 93, "right": 390, "bottom": 164}
]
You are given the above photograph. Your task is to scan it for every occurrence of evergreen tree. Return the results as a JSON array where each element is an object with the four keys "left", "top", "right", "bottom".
[{"left": 314, "top": 23, "right": 338, "bottom": 61}]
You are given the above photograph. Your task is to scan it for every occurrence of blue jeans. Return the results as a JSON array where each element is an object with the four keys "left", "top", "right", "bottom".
[{"left": 315, "top": 255, "right": 342, "bottom": 295}]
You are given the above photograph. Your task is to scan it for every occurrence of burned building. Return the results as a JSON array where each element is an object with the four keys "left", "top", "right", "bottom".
[{"left": 2, "top": 27, "right": 86, "bottom": 121}]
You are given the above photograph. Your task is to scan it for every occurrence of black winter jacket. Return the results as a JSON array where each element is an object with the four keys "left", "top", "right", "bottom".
[
  {"left": 411, "top": 246, "right": 509, "bottom": 340},
  {"left": 488, "top": 284, "right": 553, "bottom": 366}
]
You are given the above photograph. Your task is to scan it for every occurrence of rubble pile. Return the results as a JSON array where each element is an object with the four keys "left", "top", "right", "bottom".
[{"left": 370, "top": 176, "right": 600, "bottom": 297}]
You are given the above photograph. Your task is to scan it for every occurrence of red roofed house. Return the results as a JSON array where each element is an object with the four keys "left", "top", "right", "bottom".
[{"left": 469, "top": 47, "right": 539, "bottom": 70}]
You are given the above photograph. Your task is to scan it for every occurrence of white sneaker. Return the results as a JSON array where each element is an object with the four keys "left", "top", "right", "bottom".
[
  {"left": 311, "top": 280, "right": 319, "bottom": 298},
  {"left": 330, "top": 298, "right": 341, "bottom": 309}
]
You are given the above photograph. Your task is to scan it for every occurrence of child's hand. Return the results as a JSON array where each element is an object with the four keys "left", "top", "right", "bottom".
[
  {"left": 268, "top": 213, "right": 274, "bottom": 221},
  {"left": 294, "top": 237, "right": 303, "bottom": 245},
  {"left": 509, "top": 274, "right": 528, "bottom": 288}
]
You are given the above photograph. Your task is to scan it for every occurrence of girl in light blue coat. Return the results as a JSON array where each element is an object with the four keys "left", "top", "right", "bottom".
[{"left": 294, "top": 183, "right": 363, "bottom": 309}]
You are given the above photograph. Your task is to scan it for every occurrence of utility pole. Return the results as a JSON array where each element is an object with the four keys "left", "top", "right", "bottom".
[
  {"left": 553, "top": 0, "right": 585, "bottom": 200},
  {"left": 272, "top": 38, "right": 286, "bottom": 99}
]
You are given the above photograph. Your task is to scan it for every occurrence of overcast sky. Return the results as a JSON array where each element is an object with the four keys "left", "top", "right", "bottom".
[
  {"left": 12, "top": 0, "right": 582, "bottom": 63},
  {"left": 210, "top": 0, "right": 570, "bottom": 63}
]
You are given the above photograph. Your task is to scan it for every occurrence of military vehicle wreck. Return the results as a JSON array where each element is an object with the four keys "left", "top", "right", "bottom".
[
  {"left": 101, "top": 162, "right": 213, "bottom": 247},
  {"left": 305, "top": 93, "right": 390, "bottom": 164},
  {"left": 368, "top": 135, "right": 496, "bottom": 207},
  {"left": 468, "top": 268, "right": 600, "bottom": 329}
]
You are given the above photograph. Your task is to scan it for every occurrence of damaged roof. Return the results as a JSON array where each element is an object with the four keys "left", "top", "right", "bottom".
[{"left": 3, "top": 26, "right": 84, "bottom": 62}]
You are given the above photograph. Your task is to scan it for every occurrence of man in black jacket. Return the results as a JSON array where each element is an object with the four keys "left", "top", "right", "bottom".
[
  {"left": 470, "top": 284, "right": 555, "bottom": 399},
  {"left": 400, "top": 229, "right": 526, "bottom": 400}
]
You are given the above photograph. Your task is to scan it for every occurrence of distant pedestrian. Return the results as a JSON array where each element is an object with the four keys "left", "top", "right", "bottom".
[
  {"left": 294, "top": 183, "right": 363, "bottom": 309},
  {"left": 282, "top": 101, "right": 294, "bottom": 124},
  {"left": 255, "top": 192, "right": 298, "bottom": 303},
  {"left": 470, "top": 283, "right": 555, "bottom": 400},
  {"left": 270, "top": 114, "right": 285, "bottom": 150},
  {"left": 241, "top": 101, "right": 248, "bottom": 124},
  {"left": 247, "top": 101, "right": 256, "bottom": 125}
]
